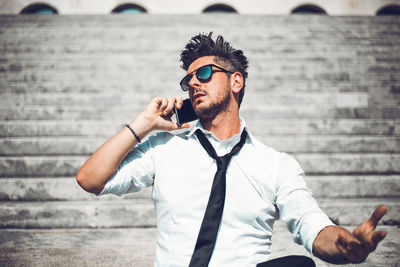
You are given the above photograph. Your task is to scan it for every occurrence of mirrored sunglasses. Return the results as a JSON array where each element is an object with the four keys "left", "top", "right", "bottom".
[{"left": 180, "top": 64, "right": 234, "bottom": 91}]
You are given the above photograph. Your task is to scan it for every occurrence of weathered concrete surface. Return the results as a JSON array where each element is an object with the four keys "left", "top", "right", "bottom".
[
  {"left": 2, "top": 106, "right": 400, "bottom": 120},
  {"left": 1, "top": 136, "right": 399, "bottom": 155},
  {"left": 0, "top": 222, "right": 398, "bottom": 267},
  {"left": 0, "top": 119, "right": 397, "bottom": 137},
  {"left": 1, "top": 176, "right": 399, "bottom": 201},
  {"left": 1, "top": 154, "right": 399, "bottom": 177},
  {"left": 0, "top": 198, "right": 398, "bottom": 228},
  {"left": 0, "top": 228, "right": 156, "bottom": 267}
]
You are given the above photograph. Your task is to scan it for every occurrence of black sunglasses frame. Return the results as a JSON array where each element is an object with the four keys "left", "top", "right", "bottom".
[{"left": 180, "top": 64, "right": 234, "bottom": 91}]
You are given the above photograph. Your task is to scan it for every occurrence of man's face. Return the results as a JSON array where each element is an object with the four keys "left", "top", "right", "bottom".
[{"left": 186, "top": 56, "right": 232, "bottom": 121}]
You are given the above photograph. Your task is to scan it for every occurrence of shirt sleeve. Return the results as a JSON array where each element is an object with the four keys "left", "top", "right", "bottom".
[
  {"left": 274, "top": 153, "right": 334, "bottom": 254},
  {"left": 98, "top": 136, "right": 156, "bottom": 196}
]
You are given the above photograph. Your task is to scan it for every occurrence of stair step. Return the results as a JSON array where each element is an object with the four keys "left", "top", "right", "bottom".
[
  {"left": 1, "top": 119, "right": 398, "bottom": 137},
  {"left": 0, "top": 58, "right": 371, "bottom": 71},
  {"left": 0, "top": 177, "right": 152, "bottom": 201},
  {"left": 1, "top": 82, "right": 393, "bottom": 94},
  {"left": 0, "top": 223, "right": 398, "bottom": 267},
  {"left": 0, "top": 155, "right": 87, "bottom": 177},
  {"left": 1, "top": 75, "right": 398, "bottom": 93},
  {"left": 0, "top": 120, "right": 123, "bottom": 137},
  {"left": 261, "top": 135, "right": 400, "bottom": 153},
  {"left": 0, "top": 199, "right": 156, "bottom": 228},
  {"left": 2, "top": 66, "right": 397, "bottom": 90},
  {"left": 0, "top": 176, "right": 398, "bottom": 201},
  {"left": 248, "top": 119, "right": 400, "bottom": 135},
  {"left": 319, "top": 198, "right": 400, "bottom": 226},
  {"left": 1, "top": 15, "right": 398, "bottom": 37},
  {"left": 0, "top": 154, "right": 399, "bottom": 177},
  {"left": 0, "top": 137, "right": 106, "bottom": 155},
  {"left": 295, "top": 153, "right": 400, "bottom": 175},
  {"left": 307, "top": 175, "right": 400, "bottom": 198},
  {"left": 0, "top": 92, "right": 375, "bottom": 108},
  {"left": 1, "top": 90, "right": 393, "bottom": 109},
  {"left": 1, "top": 106, "right": 400, "bottom": 120},
  {"left": 0, "top": 227, "right": 157, "bottom": 267},
  {"left": 0, "top": 198, "right": 398, "bottom": 228},
  {"left": 0, "top": 135, "right": 398, "bottom": 155},
  {"left": 243, "top": 107, "right": 400, "bottom": 119}
]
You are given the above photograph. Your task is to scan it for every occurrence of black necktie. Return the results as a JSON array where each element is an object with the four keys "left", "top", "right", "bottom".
[{"left": 189, "top": 128, "right": 248, "bottom": 267}]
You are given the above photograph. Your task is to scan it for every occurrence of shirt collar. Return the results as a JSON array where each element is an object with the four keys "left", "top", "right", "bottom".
[{"left": 188, "top": 117, "right": 252, "bottom": 144}]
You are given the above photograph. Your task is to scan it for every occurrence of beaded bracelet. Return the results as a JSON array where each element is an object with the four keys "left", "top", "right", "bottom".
[{"left": 125, "top": 123, "right": 141, "bottom": 143}]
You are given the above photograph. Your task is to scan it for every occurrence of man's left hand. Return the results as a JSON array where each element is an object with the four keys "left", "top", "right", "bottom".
[{"left": 335, "top": 205, "right": 387, "bottom": 263}]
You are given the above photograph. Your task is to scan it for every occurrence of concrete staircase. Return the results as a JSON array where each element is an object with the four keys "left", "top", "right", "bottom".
[{"left": 0, "top": 15, "right": 399, "bottom": 266}]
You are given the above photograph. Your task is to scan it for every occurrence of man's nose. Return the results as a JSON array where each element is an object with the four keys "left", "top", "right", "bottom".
[{"left": 189, "top": 74, "right": 201, "bottom": 89}]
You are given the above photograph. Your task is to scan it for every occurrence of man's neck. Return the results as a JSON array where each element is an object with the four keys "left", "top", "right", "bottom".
[{"left": 200, "top": 109, "right": 241, "bottom": 141}]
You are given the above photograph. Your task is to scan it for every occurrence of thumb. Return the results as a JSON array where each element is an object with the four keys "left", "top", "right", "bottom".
[{"left": 172, "top": 122, "right": 190, "bottom": 130}]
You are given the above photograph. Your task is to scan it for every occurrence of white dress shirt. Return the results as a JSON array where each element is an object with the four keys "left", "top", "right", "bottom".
[{"left": 100, "top": 119, "right": 333, "bottom": 267}]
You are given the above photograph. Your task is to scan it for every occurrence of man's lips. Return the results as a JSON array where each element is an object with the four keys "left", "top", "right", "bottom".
[{"left": 193, "top": 92, "right": 206, "bottom": 101}]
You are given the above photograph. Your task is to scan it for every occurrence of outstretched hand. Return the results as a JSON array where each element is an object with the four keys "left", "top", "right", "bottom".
[{"left": 335, "top": 205, "right": 387, "bottom": 263}]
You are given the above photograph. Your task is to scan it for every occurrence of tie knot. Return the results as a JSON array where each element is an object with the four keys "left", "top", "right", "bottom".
[
  {"left": 195, "top": 128, "right": 248, "bottom": 170},
  {"left": 216, "top": 155, "right": 230, "bottom": 170}
]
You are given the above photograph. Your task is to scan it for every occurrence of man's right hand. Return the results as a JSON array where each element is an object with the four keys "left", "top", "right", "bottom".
[{"left": 133, "top": 96, "right": 190, "bottom": 135}]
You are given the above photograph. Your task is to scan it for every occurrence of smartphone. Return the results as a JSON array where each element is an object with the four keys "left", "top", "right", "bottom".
[{"left": 174, "top": 98, "right": 198, "bottom": 126}]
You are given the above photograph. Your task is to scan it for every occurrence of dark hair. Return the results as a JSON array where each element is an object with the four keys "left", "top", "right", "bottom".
[{"left": 180, "top": 32, "right": 248, "bottom": 107}]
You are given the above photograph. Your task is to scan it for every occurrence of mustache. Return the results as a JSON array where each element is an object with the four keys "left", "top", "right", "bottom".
[{"left": 192, "top": 89, "right": 208, "bottom": 95}]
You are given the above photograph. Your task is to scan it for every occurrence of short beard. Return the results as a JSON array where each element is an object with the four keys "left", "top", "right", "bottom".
[{"left": 194, "top": 89, "right": 231, "bottom": 122}]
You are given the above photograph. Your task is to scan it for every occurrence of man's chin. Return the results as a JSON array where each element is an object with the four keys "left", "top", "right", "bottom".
[
  {"left": 192, "top": 100, "right": 206, "bottom": 113},
  {"left": 195, "top": 104, "right": 220, "bottom": 121}
]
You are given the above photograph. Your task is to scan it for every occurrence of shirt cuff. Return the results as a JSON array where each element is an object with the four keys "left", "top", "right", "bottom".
[{"left": 302, "top": 213, "right": 335, "bottom": 254}]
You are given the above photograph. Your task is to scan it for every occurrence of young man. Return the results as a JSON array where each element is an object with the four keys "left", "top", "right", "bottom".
[{"left": 76, "top": 33, "right": 387, "bottom": 267}]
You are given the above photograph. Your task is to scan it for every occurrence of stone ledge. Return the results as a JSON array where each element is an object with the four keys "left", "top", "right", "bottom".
[
  {"left": 1, "top": 154, "right": 399, "bottom": 177},
  {"left": 0, "top": 222, "right": 398, "bottom": 267},
  {"left": 2, "top": 106, "right": 400, "bottom": 120},
  {"left": 1, "top": 135, "right": 399, "bottom": 155},
  {"left": 0, "top": 176, "right": 399, "bottom": 201},
  {"left": 1, "top": 119, "right": 398, "bottom": 137},
  {"left": 0, "top": 198, "right": 398, "bottom": 228}
]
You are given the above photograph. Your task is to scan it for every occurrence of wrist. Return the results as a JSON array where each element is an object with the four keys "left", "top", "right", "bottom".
[
  {"left": 127, "top": 114, "right": 154, "bottom": 140},
  {"left": 125, "top": 124, "right": 141, "bottom": 143}
]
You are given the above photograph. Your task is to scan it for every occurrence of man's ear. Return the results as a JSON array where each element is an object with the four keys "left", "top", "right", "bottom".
[{"left": 231, "top": 72, "right": 244, "bottom": 94}]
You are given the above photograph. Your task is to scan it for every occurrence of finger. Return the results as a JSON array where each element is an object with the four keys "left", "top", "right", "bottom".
[
  {"left": 366, "top": 205, "right": 387, "bottom": 228},
  {"left": 165, "top": 121, "right": 190, "bottom": 132},
  {"left": 335, "top": 239, "right": 358, "bottom": 263},
  {"left": 160, "top": 97, "right": 168, "bottom": 111},
  {"left": 339, "top": 229, "right": 361, "bottom": 246},
  {"left": 335, "top": 239, "right": 349, "bottom": 256},
  {"left": 353, "top": 227, "right": 387, "bottom": 253},
  {"left": 338, "top": 229, "right": 365, "bottom": 251},
  {"left": 163, "top": 97, "right": 177, "bottom": 116},
  {"left": 353, "top": 228, "right": 361, "bottom": 239},
  {"left": 336, "top": 239, "right": 366, "bottom": 264},
  {"left": 347, "top": 239, "right": 365, "bottom": 257},
  {"left": 371, "top": 230, "right": 387, "bottom": 245},
  {"left": 174, "top": 97, "right": 184, "bottom": 110},
  {"left": 348, "top": 241, "right": 368, "bottom": 262},
  {"left": 179, "top": 122, "right": 190, "bottom": 129},
  {"left": 353, "top": 226, "right": 371, "bottom": 248},
  {"left": 172, "top": 122, "right": 190, "bottom": 130}
]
